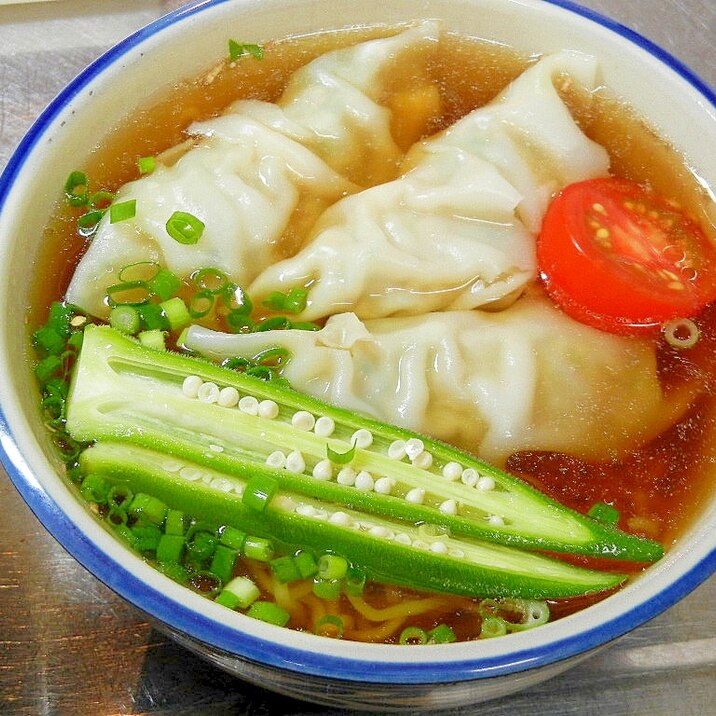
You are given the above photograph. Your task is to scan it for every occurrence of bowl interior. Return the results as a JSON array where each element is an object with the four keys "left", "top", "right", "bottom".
[{"left": 1, "top": 0, "right": 715, "bottom": 687}]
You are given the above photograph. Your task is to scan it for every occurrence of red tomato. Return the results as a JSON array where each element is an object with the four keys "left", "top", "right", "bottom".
[{"left": 537, "top": 178, "right": 716, "bottom": 334}]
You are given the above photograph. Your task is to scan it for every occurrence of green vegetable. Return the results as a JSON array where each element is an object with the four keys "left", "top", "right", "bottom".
[
  {"left": 228, "top": 40, "right": 264, "bottom": 62},
  {"left": 109, "top": 199, "right": 137, "bottom": 224},
  {"left": 166, "top": 210, "right": 204, "bottom": 245},
  {"left": 63, "top": 326, "right": 664, "bottom": 600}
]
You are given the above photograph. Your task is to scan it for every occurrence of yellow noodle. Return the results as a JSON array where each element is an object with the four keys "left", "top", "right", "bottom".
[
  {"left": 346, "top": 592, "right": 451, "bottom": 622},
  {"left": 344, "top": 616, "right": 406, "bottom": 642}
]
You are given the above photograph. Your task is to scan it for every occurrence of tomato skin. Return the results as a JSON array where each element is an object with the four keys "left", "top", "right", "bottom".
[{"left": 537, "top": 178, "right": 716, "bottom": 335}]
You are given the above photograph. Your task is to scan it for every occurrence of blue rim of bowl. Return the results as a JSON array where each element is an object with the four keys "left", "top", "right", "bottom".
[{"left": 1, "top": 0, "right": 715, "bottom": 685}]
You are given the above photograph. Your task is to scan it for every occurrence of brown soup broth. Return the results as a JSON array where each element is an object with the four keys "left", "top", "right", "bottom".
[{"left": 31, "top": 26, "right": 716, "bottom": 640}]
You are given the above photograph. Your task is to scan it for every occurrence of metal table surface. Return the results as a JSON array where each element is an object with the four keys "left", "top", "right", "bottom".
[{"left": 0, "top": 1, "right": 714, "bottom": 714}]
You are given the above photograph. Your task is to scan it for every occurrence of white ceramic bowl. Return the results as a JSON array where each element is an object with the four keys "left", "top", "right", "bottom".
[{"left": 1, "top": 0, "right": 715, "bottom": 711}]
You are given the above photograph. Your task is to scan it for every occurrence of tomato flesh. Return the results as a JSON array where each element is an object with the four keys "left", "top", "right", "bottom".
[{"left": 537, "top": 178, "right": 716, "bottom": 334}]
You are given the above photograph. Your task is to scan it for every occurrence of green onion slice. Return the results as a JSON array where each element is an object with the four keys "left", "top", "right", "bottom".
[
  {"left": 189, "top": 291, "right": 215, "bottom": 319},
  {"left": 193, "top": 267, "right": 229, "bottom": 294},
  {"left": 138, "top": 156, "right": 156, "bottom": 175},
  {"left": 106, "top": 280, "right": 151, "bottom": 307},
  {"left": 118, "top": 261, "right": 161, "bottom": 283},
  {"left": 109, "top": 199, "right": 137, "bottom": 224},
  {"left": 326, "top": 443, "right": 356, "bottom": 465},
  {"left": 166, "top": 210, "right": 205, "bottom": 245},
  {"left": 64, "top": 170, "right": 89, "bottom": 207},
  {"left": 315, "top": 614, "right": 345, "bottom": 638},
  {"left": 228, "top": 40, "right": 264, "bottom": 62},
  {"left": 399, "top": 627, "right": 428, "bottom": 645}
]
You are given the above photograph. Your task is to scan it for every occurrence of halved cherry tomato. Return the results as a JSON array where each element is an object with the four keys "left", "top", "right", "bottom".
[{"left": 537, "top": 177, "right": 716, "bottom": 335}]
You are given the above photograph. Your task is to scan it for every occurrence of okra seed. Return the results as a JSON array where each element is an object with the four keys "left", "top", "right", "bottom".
[
  {"left": 352, "top": 428, "right": 373, "bottom": 448},
  {"left": 291, "top": 410, "right": 315, "bottom": 431},
  {"left": 439, "top": 499, "right": 458, "bottom": 515},
  {"left": 238, "top": 395, "right": 259, "bottom": 415},
  {"left": 488, "top": 515, "right": 505, "bottom": 526},
  {"left": 394, "top": 533, "right": 412, "bottom": 545},
  {"left": 387, "top": 440, "right": 407, "bottom": 459},
  {"left": 412, "top": 451, "right": 433, "bottom": 470},
  {"left": 179, "top": 466, "right": 203, "bottom": 481},
  {"left": 314, "top": 416, "right": 335, "bottom": 437},
  {"left": 208, "top": 443, "right": 224, "bottom": 453},
  {"left": 273, "top": 495, "right": 295, "bottom": 511},
  {"left": 461, "top": 468, "right": 479, "bottom": 487},
  {"left": 449, "top": 548, "right": 465, "bottom": 559},
  {"left": 210, "top": 477, "right": 234, "bottom": 493},
  {"left": 405, "top": 438, "right": 425, "bottom": 460},
  {"left": 442, "top": 461, "right": 463, "bottom": 481},
  {"left": 337, "top": 467, "right": 357, "bottom": 486},
  {"left": 477, "top": 476, "right": 496, "bottom": 491},
  {"left": 412, "top": 539, "right": 429, "bottom": 550},
  {"left": 258, "top": 399, "right": 279, "bottom": 419},
  {"left": 182, "top": 374, "right": 202, "bottom": 398},
  {"left": 313, "top": 509, "right": 328, "bottom": 521},
  {"left": 329, "top": 511, "right": 353, "bottom": 527},
  {"left": 162, "top": 459, "right": 185, "bottom": 472},
  {"left": 312, "top": 459, "right": 333, "bottom": 481},
  {"left": 266, "top": 450, "right": 287, "bottom": 469},
  {"left": 405, "top": 487, "right": 426, "bottom": 504},
  {"left": 285, "top": 451, "right": 306, "bottom": 474},
  {"left": 217, "top": 386, "right": 240, "bottom": 407},
  {"left": 197, "top": 381, "right": 220, "bottom": 403},
  {"left": 354, "top": 471, "right": 375, "bottom": 491},
  {"left": 430, "top": 541, "right": 448, "bottom": 554},
  {"left": 296, "top": 503, "right": 316, "bottom": 517},
  {"left": 374, "top": 477, "right": 395, "bottom": 495},
  {"left": 369, "top": 525, "right": 394, "bottom": 540}
]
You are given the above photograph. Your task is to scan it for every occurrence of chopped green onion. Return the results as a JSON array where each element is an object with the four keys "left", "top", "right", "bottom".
[
  {"left": 64, "top": 170, "right": 89, "bottom": 207},
  {"left": 262, "top": 287, "right": 308, "bottom": 314},
  {"left": 106, "top": 504, "right": 128, "bottom": 527},
  {"left": 317, "top": 553, "right": 348, "bottom": 581},
  {"left": 112, "top": 523, "right": 138, "bottom": 549},
  {"left": 327, "top": 443, "right": 356, "bottom": 465},
  {"left": 33, "top": 325, "right": 66, "bottom": 355},
  {"left": 399, "top": 627, "right": 428, "bottom": 645},
  {"left": 270, "top": 555, "right": 302, "bottom": 584},
  {"left": 219, "top": 525, "right": 247, "bottom": 551},
  {"left": 138, "top": 329, "right": 166, "bottom": 351},
  {"left": 80, "top": 473, "right": 110, "bottom": 504},
  {"left": 160, "top": 297, "right": 191, "bottom": 330},
  {"left": 77, "top": 209, "right": 105, "bottom": 237},
  {"left": 148, "top": 268, "right": 181, "bottom": 301},
  {"left": 128, "top": 492, "right": 168, "bottom": 525},
  {"left": 312, "top": 578, "right": 342, "bottom": 601},
  {"left": 210, "top": 544, "right": 238, "bottom": 583},
  {"left": 48, "top": 302, "right": 74, "bottom": 337},
  {"left": 293, "top": 550, "right": 318, "bottom": 579},
  {"left": 193, "top": 267, "right": 229, "bottom": 294},
  {"left": 427, "top": 624, "right": 457, "bottom": 644},
  {"left": 315, "top": 614, "right": 344, "bottom": 639},
  {"left": 228, "top": 40, "right": 264, "bottom": 62},
  {"left": 189, "top": 290, "right": 214, "bottom": 319},
  {"left": 245, "top": 365, "right": 275, "bottom": 381},
  {"left": 109, "top": 305, "right": 141, "bottom": 335},
  {"left": 242, "top": 474, "right": 279, "bottom": 512},
  {"left": 344, "top": 566, "right": 366, "bottom": 596},
  {"left": 256, "top": 316, "right": 291, "bottom": 332},
  {"left": 226, "top": 311, "right": 255, "bottom": 333},
  {"left": 246, "top": 601, "right": 290, "bottom": 626},
  {"left": 35, "top": 355, "right": 63, "bottom": 383},
  {"left": 166, "top": 210, "right": 204, "bottom": 245},
  {"left": 137, "top": 303, "right": 168, "bottom": 331},
  {"left": 108, "top": 484, "right": 133, "bottom": 509},
  {"left": 242, "top": 535, "right": 274, "bottom": 562},
  {"left": 588, "top": 502, "right": 621, "bottom": 526},
  {"left": 106, "top": 280, "right": 151, "bottom": 307},
  {"left": 118, "top": 261, "right": 161, "bottom": 283},
  {"left": 132, "top": 523, "right": 163, "bottom": 552},
  {"left": 185, "top": 524, "right": 218, "bottom": 564},
  {"left": 157, "top": 560, "right": 190, "bottom": 584},
  {"left": 221, "top": 283, "right": 253, "bottom": 314},
  {"left": 138, "top": 156, "right": 156, "bottom": 175},
  {"left": 503, "top": 599, "right": 550, "bottom": 632},
  {"left": 89, "top": 190, "right": 114, "bottom": 210},
  {"left": 156, "top": 533, "right": 185, "bottom": 563},
  {"left": 290, "top": 321, "right": 321, "bottom": 332},
  {"left": 216, "top": 575, "right": 260, "bottom": 609},
  {"left": 109, "top": 199, "right": 137, "bottom": 224},
  {"left": 221, "top": 357, "right": 253, "bottom": 372},
  {"left": 164, "top": 509, "right": 185, "bottom": 536},
  {"left": 480, "top": 616, "right": 508, "bottom": 639}
]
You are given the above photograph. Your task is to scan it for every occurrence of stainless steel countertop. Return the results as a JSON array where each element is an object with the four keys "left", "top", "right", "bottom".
[{"left": 1, "top": 1, "right": 714, "bottom": 714}]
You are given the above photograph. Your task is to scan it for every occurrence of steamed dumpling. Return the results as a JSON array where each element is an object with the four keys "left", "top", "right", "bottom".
[
  {"left": 183, "top": 293, "right": 688, "bottom": 466},
  {"left": 248, "top": 51, "right": 610, "bottom": 321},
  {"left": 64, "top": 22, "right": 440, "bottom": 318}
]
